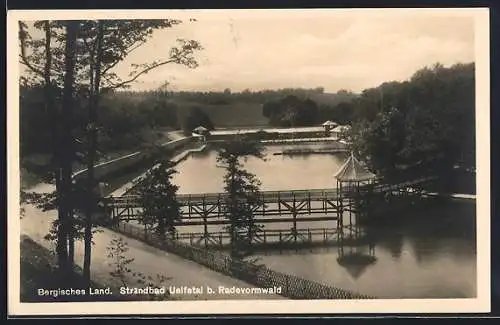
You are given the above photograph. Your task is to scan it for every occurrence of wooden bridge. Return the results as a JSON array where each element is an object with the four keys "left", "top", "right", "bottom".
[
  {"left": 106, "top": 188, "right": 341, "bottom": 224},
  {"left": 104, "top": 176, "right": 436, "bottom": 230}
]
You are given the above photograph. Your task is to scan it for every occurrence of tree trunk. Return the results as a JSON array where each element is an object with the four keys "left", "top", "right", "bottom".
[
  {"left": 229, "top": 162, "right": 238, "bottom": 260},
  {"left": 68, "top": 232, "right": 75, "bottom": 265},
  {"left": 83, "top": 21, "right": 104, "bottom": 288},
  {"left": 158, "top": 217, "right": 166, "bottom": 241},
  {"left": 60, "top": 20, "right": 79, "bottom": 277},
  {"left": 41, "top": 20, "right": 68, "bottom": 275},
  {"left": 68, "top": 204, "right": 75, "bottom": 265}
]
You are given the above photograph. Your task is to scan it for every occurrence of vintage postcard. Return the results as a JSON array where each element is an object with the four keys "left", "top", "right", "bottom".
[{"left": 7, "top": 8, "right": 490, "bottom": 316}]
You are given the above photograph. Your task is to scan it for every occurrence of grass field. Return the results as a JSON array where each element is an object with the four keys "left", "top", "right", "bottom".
[
  {"left": 20, "top": 127, "right": 174, "bottom": 189},
  {"left": 174, "top": 100, "right": 269, "bottom": 128},
  {"left": 19, "top": 235, "right": 174, "bottom": 302},
  {"left": 172, "top": 91, "right": 356, "bottom": 129},
  {"left": 19, "top": 236, "right": 125, "bottom": 302}
]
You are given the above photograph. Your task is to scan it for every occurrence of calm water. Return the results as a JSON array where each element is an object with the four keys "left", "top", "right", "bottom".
[
  {"left": 173, "top": 143, "right": 349, "bottom": 194},
  {"left": 172, "top": 144, "right": 477, "bottom": 299}
]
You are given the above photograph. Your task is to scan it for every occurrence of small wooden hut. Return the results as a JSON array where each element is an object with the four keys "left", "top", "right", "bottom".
[
  {"left": 192, "top": 126, "right": 210, "bottom": 143},
  {"left": 331, "top": 125, "right": 351, "bottom": 140},
  {"left": 193, "top": 125, "right": 209, "bottom": 135},
  {"left": 322, "top": 120, "right": 338, "bottom": 135}
]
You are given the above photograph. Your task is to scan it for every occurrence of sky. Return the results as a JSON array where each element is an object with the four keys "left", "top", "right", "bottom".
[{"left": 22, "top": 9, "right": 477, "bottom": 93}]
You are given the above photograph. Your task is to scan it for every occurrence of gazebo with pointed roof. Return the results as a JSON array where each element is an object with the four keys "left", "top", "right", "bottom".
[
  {"left": 334, "top": 152, "right": 377, "bottom": 226},
  {"left": 334, "top": 153, "right": 378, "bottom": 269},
  {"left": 334, "top": 152, "right": 377, "bottom": 193}
]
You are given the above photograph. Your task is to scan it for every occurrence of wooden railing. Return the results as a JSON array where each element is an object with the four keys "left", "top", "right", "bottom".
[
  {"left": 107, "top": 188, "right": 341, "bottom": 206},
  {"left": 102, "top": 176, "right": 438, "bottom": 224},
  {"left": 108, "top": 176, "right": 436, "bottom": 206}
]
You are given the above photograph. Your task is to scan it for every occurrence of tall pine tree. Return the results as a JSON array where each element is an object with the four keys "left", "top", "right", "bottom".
[{"left": 217, "top": 136, "right": 266, "bottom": 260}]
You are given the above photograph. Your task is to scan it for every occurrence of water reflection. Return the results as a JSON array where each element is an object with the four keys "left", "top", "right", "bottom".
[
  {"left": 364, "top": 200, "right": 476, "bottom": 266},
  {"left": 252, "top": 200, "right": 476, "bottom": 298},
  {"left": 336, "top": 225, "right": 377, "bottom": 280},
  {"left": 171, "top": 146, "right": 476, "bottom": 298}
]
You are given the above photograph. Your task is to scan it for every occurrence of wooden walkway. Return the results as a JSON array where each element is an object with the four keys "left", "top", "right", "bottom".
[
  {"left": 423, "top": 192, "right": 476, "bottom": 201},
  {"left": 106, "top": 188, "right": 341, "bottom": 224},
  {"left": 97, "top": 175, "right": 478, "bottom": 250},
  {"left": 104, "top": 176, "right": 439, "bottom": 225}
]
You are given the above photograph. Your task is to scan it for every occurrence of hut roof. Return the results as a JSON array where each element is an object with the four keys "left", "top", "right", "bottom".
[
  {"left": 322, "top": 120, "right": 338, "bottom": 126},
  {"left": 334, "top": 152, "right": 377, "bottom": 182},
  {"left": 193, "top": 126, "right": 209, "bottom": 133},
  {"left": 332, "top": 125, "right": 350, "bottom": 133}
]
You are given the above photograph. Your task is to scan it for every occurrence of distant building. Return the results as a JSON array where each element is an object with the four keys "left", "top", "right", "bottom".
[
  {"left": 192, "top": 126, "right": 210, "bottom": 143},
  {"left": 192, "top": 125, "right": 210, "bottom": 135},
  {"left": 331, "top": 125, "right": 351, "bottom": 140},
  {"left": 322, "top": 120, "right": 338, "bottom": 133}
]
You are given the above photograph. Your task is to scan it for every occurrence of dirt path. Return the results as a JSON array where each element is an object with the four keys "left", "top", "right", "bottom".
[{"left": 20, "top": 184, "right": 285, "bottom": 301}]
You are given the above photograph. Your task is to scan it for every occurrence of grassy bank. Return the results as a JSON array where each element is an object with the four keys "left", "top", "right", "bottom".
[
  {"left": 19, "top": 235, "right": 167, "bottom": 302},
  {"left": 20, "top": 127, "right": 174, "bottom": 190}
]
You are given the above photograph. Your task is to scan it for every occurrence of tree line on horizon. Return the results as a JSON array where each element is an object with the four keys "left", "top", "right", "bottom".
[
  {"left": 349, "top": 62, "right": 475, "bottom": 183},
  {"left": 21, "top": 60, "right": 475, "bottom": 182},
  {"left": 20, "top": 85, "right": 354, "bottom": 158},
  {"left": 257, "top": 62, "right": 475, "bottom": 184}
]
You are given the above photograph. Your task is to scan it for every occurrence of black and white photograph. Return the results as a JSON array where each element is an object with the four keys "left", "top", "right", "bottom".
[{"left": 7, "top": 8, "right": 490, "bottom": 315}]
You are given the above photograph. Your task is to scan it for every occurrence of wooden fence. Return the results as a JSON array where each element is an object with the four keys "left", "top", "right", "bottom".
[{"left": 110, "top": 222, "right": 374, "bottom": 300}]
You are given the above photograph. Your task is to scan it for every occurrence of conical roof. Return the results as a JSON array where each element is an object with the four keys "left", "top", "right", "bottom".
[{"left": 334, "top": 152, "right": 377, "bottom": 182}]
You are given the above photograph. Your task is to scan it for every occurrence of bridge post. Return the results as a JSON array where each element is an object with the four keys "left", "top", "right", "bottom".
[
  {"left": 202, "top": 197, "right": 208, "bottom": 248},
  {"left": 217, "top": 194, "right": 221, "bottom": 218},
  {"left": 293, "top": 192, "right": 297, "bottom": 247},
  {"left": 109, "top": 199, "right": 116, "bottom": 222},
  {"left": 337, "top": 180, "right": 344, "bottom": 231},
  {"left": 261, "top": 193, "right": 266, "bottom": 216},
  {"left": 307, "top": 192, "right": 311, "bottom": 214},
  {"left": 277, "top": 191, "right": 281, "bottom": 214}
]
